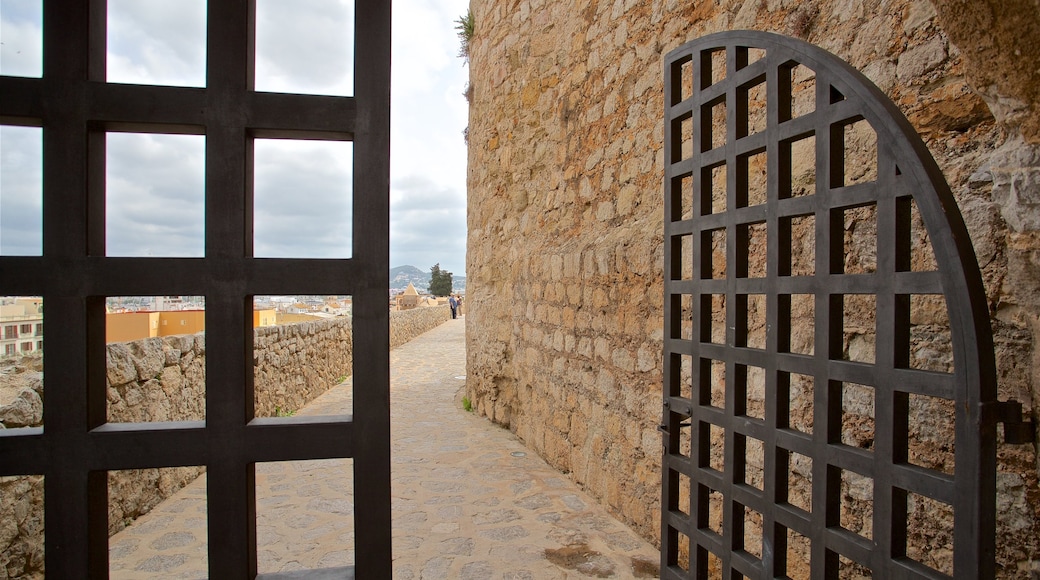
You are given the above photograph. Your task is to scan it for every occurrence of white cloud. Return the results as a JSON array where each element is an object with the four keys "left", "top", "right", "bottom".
[
  {"left": 105, "top": 133, "right": 205, "bottom": 257},
  {"left": 0, "top": 0, "right": 42, "bottom": 78},
  {"left": 388, "top": 0, "right": 470, "bottom": 274},
  {"left": 254, "top": 139, "right": 353, "bottom": 258},
  {"left": 255, "top": 0, "right": 354, "bottom": 96},
  {"left": 390, "top": 175, "right": 466, "bottom": 275},
  {"left": 1, "top": 0, "right": 470, "bottom": 275},
  {"left": 107, "top": 0, "right": 207, "bottom": 86},
  {"left": 391, "top": 1, "right": 458, "bottom": 98},
  {"left": 0, "top": 126, "right": 42, "bottom": 255}
]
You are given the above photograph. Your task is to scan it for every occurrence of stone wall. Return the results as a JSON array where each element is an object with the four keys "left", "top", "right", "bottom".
[
  {"left": 0, "top": 306, "right": 450, "bottom": 579},
  {"left": 105, "top": 334, "right": 208, "bottom": 541},
  {"left": 390, "top": 305, "right": 453, "bottom": 349},
  {"left": 0, "top": 355, "right": 43, "bottom": 580},
  {"left": 465, "top": 0, "right": 1039, "bottom": 575}
]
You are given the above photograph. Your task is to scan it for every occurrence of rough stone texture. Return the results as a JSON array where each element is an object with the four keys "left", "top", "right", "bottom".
[
  {"left": 254, "top": 318, "right": 353, "bottom": 419},
  {"left": 0, "top": 389, "right": 42, "bottom": 429},
  {"left": 930, "top": 0, "right": 1040, "bottom": 143},
  {"left": 0, "top": 476, "right": 44, "bottom": 580},
  {"left": 391, "top": 305, "right": 453, "bottom": 350},
  {"left": 0, "top": 357, "right": 46, "bottom": 579},
  {"left": 106, "top": 335, "right": 207, "bottom": 425},
  {"left": 465, "top": 0, "right": 1039, "bottom": 576},
  {"left": 0, "top": 306, "right": 449, "bottom": 579}
]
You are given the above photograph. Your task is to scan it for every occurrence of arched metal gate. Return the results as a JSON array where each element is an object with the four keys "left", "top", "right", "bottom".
[{"left": 662, "top": 31, "right": 1031, "bottom": 579}]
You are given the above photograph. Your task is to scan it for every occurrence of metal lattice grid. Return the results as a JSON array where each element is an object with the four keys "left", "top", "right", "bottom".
[
  {"left": 0, "top": 1, "right": 391, "bottom": 577},
  {"left": 662, "top": 31, "right": 999, "bottom": 579}
]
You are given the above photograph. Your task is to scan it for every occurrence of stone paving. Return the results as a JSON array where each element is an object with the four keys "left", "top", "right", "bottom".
[{"left": 108, "top": 318, "right": 660, "bottom": 578}]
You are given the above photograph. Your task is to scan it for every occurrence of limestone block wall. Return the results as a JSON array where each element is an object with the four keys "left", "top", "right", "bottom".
[
  {"left": 465, "top": 0, "right": 1039, "bottom": 575},
  {"left": 0, "top": 356, "right": 45, "bottom": 579},
  {"left": 253, "top": 318, "right": 353, "bottom": 418},
  {"left": 390, "top": 305, "right": 453, "bottom": 349},
  {"left": 0, "top": 306, "right": 449, "bottom": 579},
  {"left": 105, "top": 334, "right": 208, "bottom": 539}
]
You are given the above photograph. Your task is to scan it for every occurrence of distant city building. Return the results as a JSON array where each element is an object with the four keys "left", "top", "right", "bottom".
[
  {"left": 104, "top": 308, "right": 278, "bottom": 343},
  {"left": 394, "top": 284, "right": 449, "bottom": 311},
  {"left": 396, "top": 283, "right": 421, "bottom": 310},
  {"left": 0, "top": 297, "right": 44, "bottom": 357},
  {"left": 255, "top": 309, "right": 277, "bottom": 327},
  {"left": 105, "top": 310, "right": 206, "bottom": 343}
]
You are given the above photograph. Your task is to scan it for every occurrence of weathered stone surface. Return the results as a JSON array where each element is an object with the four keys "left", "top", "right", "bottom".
[
  {"left": 991, "top": 139, "right": 1040, "bottom": 232},
  {"left": 0, "top": 389, "right": 42, "bottom": 428},
  {"left": 0, "top": 475, "right": 44, "bottom": 579},
  {"left": 466, "top": 0, "right": 1039, "bottom": 575},
  {"left": 106, "top": 342, "right": 138, "bottom": 386},
  {"left": 128, "top": 337, "right": 164, "bottom": 382},
  {"left": 930, "top": 0, "right": 1040, "bottom": 141}
]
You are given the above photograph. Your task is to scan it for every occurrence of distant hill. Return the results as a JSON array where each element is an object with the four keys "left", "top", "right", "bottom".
[{"left": 390, "top": 265, "right": 466, "bottom": 294}]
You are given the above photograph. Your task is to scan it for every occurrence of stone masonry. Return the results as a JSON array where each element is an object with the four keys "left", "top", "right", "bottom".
[
  {"left": 465, "top": 0, "right": 1040, "bottom": 576},
  {"left": 0, "top": 305, "right": 449, "bottom": 580}
]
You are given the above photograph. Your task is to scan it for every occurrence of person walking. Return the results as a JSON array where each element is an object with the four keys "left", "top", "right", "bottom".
[{"left": 448, "top": 295, "right": 458, "bottom": 319}]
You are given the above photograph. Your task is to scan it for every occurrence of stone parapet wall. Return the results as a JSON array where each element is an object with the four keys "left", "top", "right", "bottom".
[
  {"left": 390, "top": 305, "right": 452, "bottom": 349},
  {"left": 465, "top": 0, "right": 1039, "bottom": 575},
  {"left": 105, "top": 334, "right": 209, "bottom": 541},
  {"left": 106, "top": 334, "right": 207, "bottom": 424},
  {"left": 0, "top": 307, "right": 450, "bottom": 579},
  {"left": 254, "top": 318, "right": 353, "bottom": 418}
]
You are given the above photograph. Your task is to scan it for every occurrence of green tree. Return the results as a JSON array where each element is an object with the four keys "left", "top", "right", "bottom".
[{"left": 428, "top": 263, "right": 453, "bottom": 297}]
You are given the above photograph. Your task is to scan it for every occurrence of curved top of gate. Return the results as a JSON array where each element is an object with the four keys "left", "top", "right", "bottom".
[{"left": 662, "top": 31, "right": 997, "bottom": 578}]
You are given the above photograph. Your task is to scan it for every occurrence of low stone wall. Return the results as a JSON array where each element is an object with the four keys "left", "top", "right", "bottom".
[
  {"left": 0, "top": 306, "right": 450, "bottom": 579},
  {"left": 105, "top": 334, "right": 208, "bottom": 540},
  {"left": 391, "top": 305, "right": 452, "bottom": 348},
  {"left": 254, "top": 318, "right": 353, "bottom": 418},
  {"left": 253, "top": 305, "right": 450, "bottom": 416},
  {"left": 107, "top": 334, "right": 207, "bottom": 424},
  {"left": 0, "top": 355, "right": 44, "bottom": 580}
]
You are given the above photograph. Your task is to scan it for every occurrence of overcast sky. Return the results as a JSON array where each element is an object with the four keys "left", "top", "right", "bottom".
[{"left": 0, "top": 0, "right": 469, "bottom": 276}]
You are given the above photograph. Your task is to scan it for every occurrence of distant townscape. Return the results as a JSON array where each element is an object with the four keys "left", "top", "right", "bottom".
[
  {"left": 1, "top": 266, "right": 464, "bottom": 353},
  {"left": 390, "top": 265, "right": 466, "bottom": 295}
]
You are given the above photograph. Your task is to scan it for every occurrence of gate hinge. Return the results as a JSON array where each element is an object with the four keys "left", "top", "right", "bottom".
[
  {"left": 997, "top": 400, "right": 1036, "bottom": 445},
  {"left": 658, "top": 421, "right": 691, "bottom": 435}
]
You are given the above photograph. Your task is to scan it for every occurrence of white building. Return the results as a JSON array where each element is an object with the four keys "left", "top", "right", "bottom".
[{"left": 0, "top": 298, "right": 44, "bottom": 356}]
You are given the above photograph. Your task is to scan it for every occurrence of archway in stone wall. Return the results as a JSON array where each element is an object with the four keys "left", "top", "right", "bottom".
[{"left": 661, "top": 30, "right": 1032, "bottom": 578}]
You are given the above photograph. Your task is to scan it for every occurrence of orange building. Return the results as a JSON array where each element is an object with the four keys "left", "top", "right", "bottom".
[
  {"left": 157, "top": 310, "right": 206, "bottom": 336},
  {"left": 254, "top": 309, "right": 277, "bottom": 327},
  {"left": 106, "top": 309, "right": 276, "bottom": 343},
  {"left": 106, "top": 310, "right": 204, "bottom": 343},
  {"left": 105, "top": 311, "right": 161, "bottom": 343}
]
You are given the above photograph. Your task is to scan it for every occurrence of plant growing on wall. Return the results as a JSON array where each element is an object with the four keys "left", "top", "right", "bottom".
[
  {"left": 455, "top": 9, "right": 474, "bottom": 144},
  {"left": 455, "top": 9, "right": 474, "bottom": 62}
]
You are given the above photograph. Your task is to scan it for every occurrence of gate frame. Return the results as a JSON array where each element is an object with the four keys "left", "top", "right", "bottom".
[{"left": 0, "top": 1, "right": 392, "bottom": 577}]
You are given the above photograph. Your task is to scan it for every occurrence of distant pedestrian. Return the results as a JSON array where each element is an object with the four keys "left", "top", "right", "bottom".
[{"left": 448, "top": 295, "right": 458, "bottom": 319}]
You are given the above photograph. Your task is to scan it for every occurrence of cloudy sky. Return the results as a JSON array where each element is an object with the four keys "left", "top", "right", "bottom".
[{"left": 0, "top": 0, "right": 469, "bottom": 276}]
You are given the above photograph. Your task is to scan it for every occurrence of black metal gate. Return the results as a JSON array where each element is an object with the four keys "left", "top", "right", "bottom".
[
  {"left": 0, "top": 1, "right": 391, "bottom": 577},
  {"left": 661, "top": 31, "right": 1027, "bottom": 578}
]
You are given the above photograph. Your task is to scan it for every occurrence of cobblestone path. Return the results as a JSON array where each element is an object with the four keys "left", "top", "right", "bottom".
[{"left": 108, "top": 318, "right": 659, "bottom": 578}]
